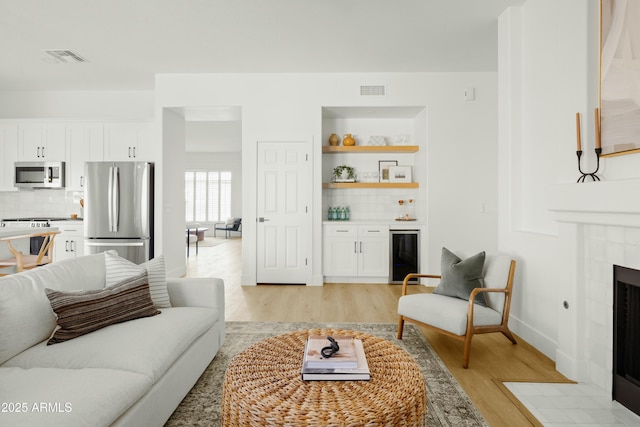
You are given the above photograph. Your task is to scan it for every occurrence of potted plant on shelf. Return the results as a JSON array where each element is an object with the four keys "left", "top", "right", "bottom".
[{"left": 332, "top": 165, "right": 356, "bottom": 182}]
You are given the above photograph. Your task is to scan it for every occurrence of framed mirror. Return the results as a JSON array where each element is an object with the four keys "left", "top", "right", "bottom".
[{"left": 600, "top": 0, "right": 640, "bottom": 156}]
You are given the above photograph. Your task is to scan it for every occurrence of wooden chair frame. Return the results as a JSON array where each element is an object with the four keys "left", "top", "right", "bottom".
[
  {"left": 397, "top": 259, "right": 517, "bottom": 368},
  {"left": 0, "top": 231, "right": 59, "bottom": 276}
]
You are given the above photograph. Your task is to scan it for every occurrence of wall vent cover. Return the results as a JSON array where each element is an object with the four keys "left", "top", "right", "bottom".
[
  {"left": 360, "top": 85, "right": 386, "bottom": 96},
  {"left": 44, "top": 50, "right": 87, "bottom": 63}
]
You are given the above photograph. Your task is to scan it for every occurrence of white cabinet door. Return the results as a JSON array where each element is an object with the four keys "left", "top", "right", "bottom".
[
  {"left": 323, "top": 225, "right": 358, "bottom": 277},
  {"left": 0, "top": 124, "right": 18, "bottom": 191},
  {"left": 18, "top": 124, "right": 66, "bottom": 161},
  {"left": 66, "top": 124, "right": 104, "bottom": 191},
  {"left": 357, "top": 226, "right": 389, "bottom": 277},
  {"left": 52, "top": 223, "right": 84, "bottom": 261},
  {"left": 103, "top": 123, "right": 151, "bottom": 161},
  {"left": 323, "top": 224, "right": 389, "bottom": 279}
]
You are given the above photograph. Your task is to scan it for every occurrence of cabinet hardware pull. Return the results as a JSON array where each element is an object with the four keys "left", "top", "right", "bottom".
[
  {"left": 336, "top": 230, "right": 349, "bottom": 232},
  {"left": 359, "top": 242, "right": 363, "bottom": 253},
  {"left": 354, "top": 242, "right": 357, "bottom": 253},
  {"left": 41, "top": 146, "right": 45, "bottom": 157}
]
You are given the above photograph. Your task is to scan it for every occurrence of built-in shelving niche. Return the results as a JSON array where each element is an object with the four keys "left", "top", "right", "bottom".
[{"left": 321, "top": 106, "right": 427, "bottom": 220}]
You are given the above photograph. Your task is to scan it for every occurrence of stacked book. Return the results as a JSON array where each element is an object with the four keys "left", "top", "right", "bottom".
[{"left": 301, "top": 335, "right": 370, "bottom": 381}]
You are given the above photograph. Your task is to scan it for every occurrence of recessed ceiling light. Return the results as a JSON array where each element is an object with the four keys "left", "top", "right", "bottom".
[{"left": 43, "top": 50, "right": 87, "bottom": 64}]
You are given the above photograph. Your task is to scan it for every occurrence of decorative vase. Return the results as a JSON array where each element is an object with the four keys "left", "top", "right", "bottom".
[
  {"left": 328, "top": 133, "right": 339, "bottom": 146},
  {"left": 343, "top": 134, "right": 355, "bottom": 146}
]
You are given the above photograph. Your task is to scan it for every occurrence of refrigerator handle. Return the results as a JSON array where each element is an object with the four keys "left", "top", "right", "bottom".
[
  {"left": 113, "top": 166, "right": 120, "bottom": 232},
  {"left": 108, "top": 166, "right": 114, "bottom": 232}
]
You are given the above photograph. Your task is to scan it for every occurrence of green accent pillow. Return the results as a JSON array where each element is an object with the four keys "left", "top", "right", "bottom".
[{"left": 433, "top": 248, "right": 487, "bottom": 306}]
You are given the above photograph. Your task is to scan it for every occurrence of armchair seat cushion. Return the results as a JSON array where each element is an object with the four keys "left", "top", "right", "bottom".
[{"left": 398, "top": 293, "right": 502, "bottom": 336}]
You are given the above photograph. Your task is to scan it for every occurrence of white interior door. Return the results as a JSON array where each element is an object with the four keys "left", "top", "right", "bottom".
[{"left": 256, "top": 141, "right": 310, "bottom": 284}]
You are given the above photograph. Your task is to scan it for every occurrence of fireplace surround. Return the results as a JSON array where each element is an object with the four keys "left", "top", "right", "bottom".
[
  {"left": 613, "top": 265, "right": 640, "bottom": 416},
  {"left": 549, "top": 179, "right": 640, "bottom": 399}
]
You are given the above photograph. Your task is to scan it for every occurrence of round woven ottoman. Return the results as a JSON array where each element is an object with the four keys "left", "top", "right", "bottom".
[{"left": 222, "top": 328, "right": 427, "bottom": 426}]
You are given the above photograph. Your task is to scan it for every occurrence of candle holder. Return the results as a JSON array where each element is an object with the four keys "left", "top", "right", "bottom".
[{"left": 576, "top": 148, "right": 602, "bottom": 182}]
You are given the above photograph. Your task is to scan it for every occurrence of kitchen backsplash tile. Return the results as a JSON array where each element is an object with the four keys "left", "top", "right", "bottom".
[
  {"left": 0, "top": 190, "right": 83, "bottom": 219},
  {"left": 323, "top": 188, "right": 421, "bottom": 221}
]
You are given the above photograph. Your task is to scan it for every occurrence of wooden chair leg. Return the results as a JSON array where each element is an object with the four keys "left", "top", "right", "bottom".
[
  {"left": 462, "top": 331, "right": 474, "bottom": 369},
  {"left": 397, "top": 316, "right": 405, "bottom": 339},
  {"left": 502, "top": 328, "right": 517, "bottom": 344}
]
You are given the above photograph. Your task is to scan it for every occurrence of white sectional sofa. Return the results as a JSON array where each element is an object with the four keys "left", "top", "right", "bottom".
[{"left": 0, "top": 252, "right": 225, "bottom": 427}]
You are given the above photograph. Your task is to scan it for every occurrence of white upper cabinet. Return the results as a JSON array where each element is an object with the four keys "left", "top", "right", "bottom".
[
  {"left": 66, "top": 123, "right": 104, "bottom": 191},
  {"left": 103, "top": 123, "right": 152, "bottom": 161},
  {"left": 18, "top": 123, "right": 66, "bottom": 161},
  {"left": 0, "top": 124, "right": 18, "bottom": 191}
]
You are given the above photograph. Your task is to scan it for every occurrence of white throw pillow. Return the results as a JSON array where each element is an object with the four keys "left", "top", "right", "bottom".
[
  {"left": 225, "top": 217, "right": 235, "bottom": 226},
  {"left": 104, "top": 251, "right": 171, "bottom": 308}
]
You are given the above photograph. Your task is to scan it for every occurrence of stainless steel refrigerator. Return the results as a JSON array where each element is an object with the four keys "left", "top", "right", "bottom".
[{"left": 84, "top": 161, "right": 153, "bottom": 264}]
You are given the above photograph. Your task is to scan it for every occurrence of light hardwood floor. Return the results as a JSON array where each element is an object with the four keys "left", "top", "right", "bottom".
[{"left": 186, "top": 238, "right": 569, "bottom": 427}]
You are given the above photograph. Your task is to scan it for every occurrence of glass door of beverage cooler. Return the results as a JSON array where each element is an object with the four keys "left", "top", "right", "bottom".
[{"left": 389, "top": 230, "right": 420, "bottom": 284}]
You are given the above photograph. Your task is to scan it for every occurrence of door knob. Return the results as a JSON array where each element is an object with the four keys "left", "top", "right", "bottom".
[{"left": 258, "top": 217, "right": 270, "bottom": 223}]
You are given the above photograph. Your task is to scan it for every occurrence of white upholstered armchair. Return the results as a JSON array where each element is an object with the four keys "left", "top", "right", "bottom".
[{"left": 397, "top": 249, "right": 517, "bottom": 368}]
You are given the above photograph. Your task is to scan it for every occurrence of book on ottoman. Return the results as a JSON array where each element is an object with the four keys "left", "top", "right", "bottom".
[{"left": 302, "top": 337, "right": 370, "bottom": 381}]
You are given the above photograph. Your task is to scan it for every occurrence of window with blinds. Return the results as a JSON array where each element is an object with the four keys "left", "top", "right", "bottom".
[{"left": 185, "top": 171, "right": 232, "bottom": 222}]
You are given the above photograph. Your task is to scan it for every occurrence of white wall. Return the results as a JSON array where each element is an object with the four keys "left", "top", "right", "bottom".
[
  {"left": 0, "top": 91, "right": 154, "bottom": 119},
  {"left": 156, "top": 72, "right": 500, "bottom": 285},
  {"left": 160, "top": 109, "right": 186, "bottom": 277},
  {"left": 499, "top": 0, "right": 640, "bottom": 377}
]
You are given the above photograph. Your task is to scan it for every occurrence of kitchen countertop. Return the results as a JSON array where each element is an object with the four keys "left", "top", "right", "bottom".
[
  {"left": 323, "top": 220, "right": 424, "bottom": 230},
  {"left": 0, "top": 227, "right": 60, "bottom": 239}
]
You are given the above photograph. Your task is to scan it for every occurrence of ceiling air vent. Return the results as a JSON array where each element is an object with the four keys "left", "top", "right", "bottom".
[
  {"left": 43, "top": 50, "right": 87, "bottom": 64},
  {"left": 360, "top": 85, "right": 386, "bottom": 96}
]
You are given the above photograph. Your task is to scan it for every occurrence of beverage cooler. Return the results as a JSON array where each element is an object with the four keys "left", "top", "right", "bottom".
[{"left": 389, "top": 230, "right": 420, "bottom": 284}]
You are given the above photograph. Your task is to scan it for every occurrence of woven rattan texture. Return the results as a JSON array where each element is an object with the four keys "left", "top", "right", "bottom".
[{"left": 222, "top": 329, "right": 427, "bottom": 426}]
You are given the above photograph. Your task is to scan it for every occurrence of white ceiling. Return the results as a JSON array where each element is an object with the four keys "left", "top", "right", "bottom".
[{"left": 0, "top": 0, "right": 524, "bottom": 91}]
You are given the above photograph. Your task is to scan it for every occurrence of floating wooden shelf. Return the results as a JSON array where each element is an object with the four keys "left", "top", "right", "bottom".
[
  {"left": 322, "top": 145, "right": 419, "bottom": 154},
  {"left": 323, "top": 182, "right": 419, "bottom": 189}
]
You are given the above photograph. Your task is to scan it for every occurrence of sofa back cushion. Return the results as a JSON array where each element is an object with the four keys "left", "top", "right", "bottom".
[
  {"left": 0, "top": 253, "right": 107, "bottom": 364},
  {"left": 0, "top": 275, "right": 56, "bottom": 364},
  {"left": 25, "top": 252, "right": 106, "bottom": 292}
]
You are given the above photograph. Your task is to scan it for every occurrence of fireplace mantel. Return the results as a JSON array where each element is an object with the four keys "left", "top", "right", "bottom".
[{"left": 549, "top": 179, "right": 640, "bottom": 227}]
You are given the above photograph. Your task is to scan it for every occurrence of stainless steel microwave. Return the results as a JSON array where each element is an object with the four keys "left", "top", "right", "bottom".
[{"left": 14, "top": 162, "right": 65, "bottom": 189}]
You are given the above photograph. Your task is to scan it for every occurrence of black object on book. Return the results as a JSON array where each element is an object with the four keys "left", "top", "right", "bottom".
[
  {"left": 302, "top": 338, "right": 370, "bottom": 381},
  {"left": 303, "top": 335, "right": 358, "bottom": 369}
]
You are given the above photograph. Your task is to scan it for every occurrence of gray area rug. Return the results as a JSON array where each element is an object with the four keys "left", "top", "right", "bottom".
[{"left": 165, "top": 322, "right": 488, "bottom": 426}]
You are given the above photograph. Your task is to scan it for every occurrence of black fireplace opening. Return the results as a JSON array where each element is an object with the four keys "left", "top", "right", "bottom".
[{"left": 613, "top": 265, "right": 640, "bottom": 416}]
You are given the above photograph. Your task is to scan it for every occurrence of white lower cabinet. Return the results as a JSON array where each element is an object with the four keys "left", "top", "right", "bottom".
[
  {"left": 52, "top": 222, "right": 84, "bottom": 262},
  {"left": 323, "top": 224, "right": 389, "bottom": 279}
]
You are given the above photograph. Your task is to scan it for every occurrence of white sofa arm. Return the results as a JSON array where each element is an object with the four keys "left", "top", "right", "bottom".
[{"left": 166, "top": 278, "right": 225, "bottom": 316}]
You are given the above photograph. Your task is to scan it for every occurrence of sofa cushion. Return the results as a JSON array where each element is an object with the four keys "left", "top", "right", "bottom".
[
  {"left": 26, "top": 252, "right": 107, "bottom": 292},
  {"left": 0, "top": 367, "right": 152, "bottom": 427},
  {"left": 4, "top": 307, "right": 219, "bottom": 383},
  {"left": 0, "top": 275, "right": 56, "bottom": 364},
  {"left": 105, "top": 251, "right": 171, "bottom": 308},
  {"left": 45, "top": 271, "right": 160, "bottom": 345},
  {"left": 398, "top": 293, "right": 502, "bottom": 336},
  {"left": 433, "top": 247, "right": 487, "bottom": 306}
]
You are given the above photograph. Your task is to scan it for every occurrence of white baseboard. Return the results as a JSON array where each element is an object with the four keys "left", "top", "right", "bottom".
[{"left": 509, "top": 314, "right": 558, "bottom": 363}]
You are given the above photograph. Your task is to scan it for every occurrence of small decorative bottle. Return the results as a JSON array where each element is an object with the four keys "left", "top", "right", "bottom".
[
  {"left": 345, "top": 206, "right": 350, "bottom": 221},
  {"left": 328, "top": 206, "right": 334, "bottom": 221}
]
